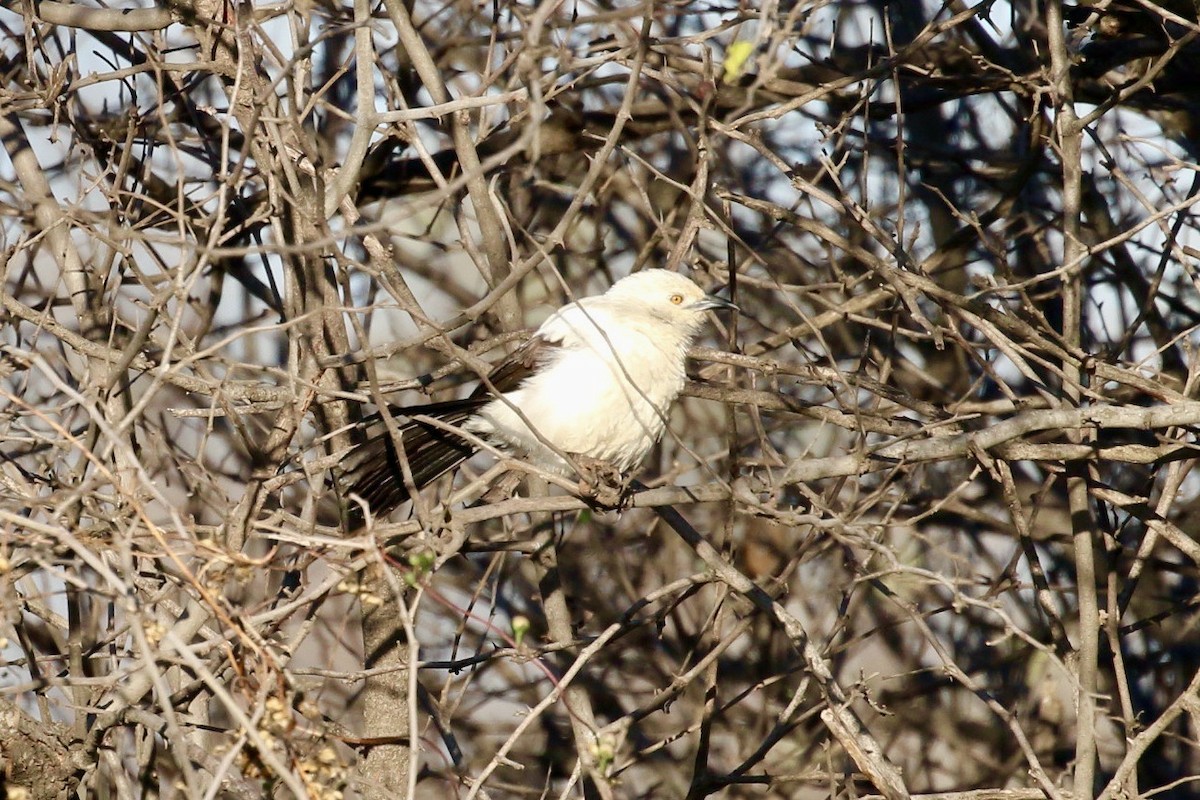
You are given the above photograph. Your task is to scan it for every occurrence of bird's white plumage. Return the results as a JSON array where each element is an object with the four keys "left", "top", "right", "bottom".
[
  {"left": 465, "top": 270, "right": 719, "bottom": 474},
  {"left": 341, "top": 269, "right": 733, "bottom": 516}
]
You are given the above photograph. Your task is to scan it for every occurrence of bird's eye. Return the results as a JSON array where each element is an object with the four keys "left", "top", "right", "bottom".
[{"left": 670, "top": 294, "right": 684, "bottom": 305}]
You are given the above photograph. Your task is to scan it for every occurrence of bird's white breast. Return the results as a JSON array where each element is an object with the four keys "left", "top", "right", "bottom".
[{"left": 467, "top": 301, "right": 689, "bottom": 473}]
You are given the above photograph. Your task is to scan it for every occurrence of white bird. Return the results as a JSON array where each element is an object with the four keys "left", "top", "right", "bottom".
[{"left": 341, "top": 269, "right": 736, "bottom": 517}]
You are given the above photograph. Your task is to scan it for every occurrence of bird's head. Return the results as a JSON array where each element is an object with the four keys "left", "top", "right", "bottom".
[{"left": 603, "top": 270, "right": 737, "bottom": 334}]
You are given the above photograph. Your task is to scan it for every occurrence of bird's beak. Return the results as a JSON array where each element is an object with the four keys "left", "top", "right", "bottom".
[{"left": 690, "top": 294, "right": 738, "bottom": 312}]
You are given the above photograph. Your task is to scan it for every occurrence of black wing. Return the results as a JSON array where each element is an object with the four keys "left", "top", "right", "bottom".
[
  {"left": 470, "top": 333, "right": 561, "bottom": 397},
  {"left": 340, "top": 398, "right": 484, "bottom": 520},
  {"left": 341, "top": 334, "right": 561, "bottom": 523}
]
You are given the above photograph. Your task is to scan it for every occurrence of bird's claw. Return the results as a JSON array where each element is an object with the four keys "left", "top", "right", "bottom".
[{"left": 574, "top": 456, "right": 631, "bottom": 510}]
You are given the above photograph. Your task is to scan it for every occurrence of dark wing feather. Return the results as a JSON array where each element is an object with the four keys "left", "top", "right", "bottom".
[
  {"left": 470, "top": 333, "right": 561, "bottom": 398},
  {"left": 340, "top": 399, "right": 484, "bottom": 521},
  {"left": 341, "top": 334, "right": 563, "bottom": 524}
]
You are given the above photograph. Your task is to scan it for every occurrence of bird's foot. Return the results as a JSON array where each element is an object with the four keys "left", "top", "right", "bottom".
[{"left": 574, "top": 456, "right": 631, "bottom": 510}]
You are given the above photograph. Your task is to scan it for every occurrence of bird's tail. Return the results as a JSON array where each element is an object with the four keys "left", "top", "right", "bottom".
[{"left": 339, "top": 399, "right": 486, "bottom": 523}]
